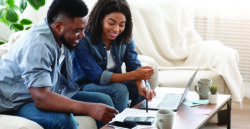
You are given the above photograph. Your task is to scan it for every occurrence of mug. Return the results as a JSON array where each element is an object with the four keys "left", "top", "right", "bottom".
[
  {"left": 195, "top": 78, "right": 212, "bottom": 99},
  {"left": 156, "top": 109, "right": 174, "bottom": 129}
]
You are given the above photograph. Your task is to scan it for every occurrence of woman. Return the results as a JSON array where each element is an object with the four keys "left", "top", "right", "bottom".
[{"left": 73, "top": 0, "right": 155, "bottom": 112}]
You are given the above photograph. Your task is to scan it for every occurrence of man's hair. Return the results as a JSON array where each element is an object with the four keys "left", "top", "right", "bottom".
[
  {"left": 88, "top": 0, "right": 132, "bottom": 45},
  {"left": 47, "top": 0, "right": 88, "bottom": 24}
]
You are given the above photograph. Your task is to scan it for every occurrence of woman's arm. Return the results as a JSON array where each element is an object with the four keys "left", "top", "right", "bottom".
[{"left": 110, "top": 66, "right": 153, "bottom": 83}]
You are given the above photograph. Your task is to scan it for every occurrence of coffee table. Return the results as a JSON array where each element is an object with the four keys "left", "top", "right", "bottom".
[{"left": 103, "top": 87, "right": 231, "bottom": 129}]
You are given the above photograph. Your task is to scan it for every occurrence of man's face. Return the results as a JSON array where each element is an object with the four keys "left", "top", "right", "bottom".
[{"left": 60, "top": 17, "right": 87, "bottom": 50}]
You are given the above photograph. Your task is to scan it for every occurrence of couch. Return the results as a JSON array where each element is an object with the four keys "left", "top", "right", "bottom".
[
  {"left": 0, "top": 0, "right": 243, "bottom": 128},
  {"left": 0, "top": 33, "right": 158, "bottom": 129}
]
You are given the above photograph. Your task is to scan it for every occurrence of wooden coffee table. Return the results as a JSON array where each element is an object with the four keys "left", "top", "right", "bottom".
[{"left": 103, "top": 87, "right": 231, "bottom": 129}]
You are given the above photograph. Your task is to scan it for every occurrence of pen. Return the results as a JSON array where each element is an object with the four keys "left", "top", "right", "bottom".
[{"left": 146, "top": 97, "right": 148, "bottom": 113}]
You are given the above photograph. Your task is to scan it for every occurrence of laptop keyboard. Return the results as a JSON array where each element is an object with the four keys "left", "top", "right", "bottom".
[{"left": 157, "top": 94, "right": 182, "bottom": 109}]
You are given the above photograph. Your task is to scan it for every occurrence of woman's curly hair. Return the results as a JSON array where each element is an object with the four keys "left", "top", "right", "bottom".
[{"left": 87, "top": 0, "right": 132, "bottom": 45}]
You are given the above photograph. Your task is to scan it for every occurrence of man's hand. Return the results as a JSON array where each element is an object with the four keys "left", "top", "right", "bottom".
[
  {"left": 134, "top": 66, "right": 154, "bottom": 80},
  {"left": 89, "top": 103, "right": 118, "bottom": 124}
]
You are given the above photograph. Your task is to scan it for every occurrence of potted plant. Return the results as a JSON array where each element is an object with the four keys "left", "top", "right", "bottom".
[
  {"left": 208, "top": 84, "right": 218, "bottom": 104},
  {"left": 0, "top": 0, "right": 46, "bottom": 45}
]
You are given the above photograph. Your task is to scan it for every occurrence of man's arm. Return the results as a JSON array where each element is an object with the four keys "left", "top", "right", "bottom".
[{"left": 29, "top": 87, "right": 118, "bottom": 123}]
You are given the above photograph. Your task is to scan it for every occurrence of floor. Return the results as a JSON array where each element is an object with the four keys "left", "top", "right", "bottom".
[{"left": 203, "top": 98, "right": 250, "bottom": 129}]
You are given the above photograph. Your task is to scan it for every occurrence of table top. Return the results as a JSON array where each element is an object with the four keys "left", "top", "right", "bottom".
[{"left": 103, "top": 87, "right": 231, "bottom": 129}]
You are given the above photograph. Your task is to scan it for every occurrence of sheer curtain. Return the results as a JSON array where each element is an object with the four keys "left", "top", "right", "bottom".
[{"left": 182, "top": 0, "right": 250, "bottom": 98}]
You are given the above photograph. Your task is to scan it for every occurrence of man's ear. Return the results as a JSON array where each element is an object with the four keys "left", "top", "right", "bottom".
[{"left": 54, "top": 22, "right": 64, "bottom": 34}]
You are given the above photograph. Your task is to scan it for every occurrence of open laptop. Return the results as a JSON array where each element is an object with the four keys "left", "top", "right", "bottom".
[{"left": 140, "top": 68, "right": 199, "bottom": 111}]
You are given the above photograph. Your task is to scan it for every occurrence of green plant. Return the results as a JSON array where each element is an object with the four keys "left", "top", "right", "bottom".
[
  {"left": 0, "top": 0, "right": 45, "bottom": 44},
  {"left": 209, "top": 84, "right": 217, "bottom": 95}
]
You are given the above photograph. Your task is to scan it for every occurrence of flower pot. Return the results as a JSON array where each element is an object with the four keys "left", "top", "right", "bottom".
[{"left": 208, "top": 93, "right": 217, "bottom": 104}]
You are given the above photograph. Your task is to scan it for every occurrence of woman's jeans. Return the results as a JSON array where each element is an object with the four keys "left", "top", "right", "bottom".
[
  {"left": 5, "top": 91, "right": 114, "bottom": 129},
  {"left": 82, "top": 81, "right": 145, "bottom": 112}
]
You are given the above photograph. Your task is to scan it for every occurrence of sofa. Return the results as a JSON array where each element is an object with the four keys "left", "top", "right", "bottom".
[
  {"left": 0, "top": 0, "right": 243, "bottom": 128},
  {"left": 0, "top": 32, "right": 158, "bottom": 129}
]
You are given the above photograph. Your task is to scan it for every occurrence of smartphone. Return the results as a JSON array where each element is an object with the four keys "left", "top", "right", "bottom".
[
  {"left": 124, "top": 116, "right": 155, "bottom": 125},
  {"left": 109, "top": 121, "right": 137, "bottom": 128}
]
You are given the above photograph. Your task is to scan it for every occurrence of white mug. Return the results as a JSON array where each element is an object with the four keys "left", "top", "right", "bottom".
[
  {"left": 156, "top": 109, "right": 174, "bottom": 129},
  {"left": 195, "top": 78, "right": 212, "bottom": 99}
]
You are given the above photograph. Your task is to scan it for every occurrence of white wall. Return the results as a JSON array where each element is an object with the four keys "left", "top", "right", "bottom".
[{"left": 0, "top": 23, "right": 14, "bottom": 41}]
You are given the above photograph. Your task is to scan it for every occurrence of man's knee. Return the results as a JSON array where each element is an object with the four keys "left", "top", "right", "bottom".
[{"left": 40, "top": 113, "right": 78, "bottom": 129}]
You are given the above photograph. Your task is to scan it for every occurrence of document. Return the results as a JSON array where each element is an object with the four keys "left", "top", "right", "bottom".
[{"left": 110, "top": 108, "right": 158, "bottom": 129}]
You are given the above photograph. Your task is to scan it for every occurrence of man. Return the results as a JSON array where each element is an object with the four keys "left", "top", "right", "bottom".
[{"left": 0, "top": 0, "right": 118, "bottom": 128}]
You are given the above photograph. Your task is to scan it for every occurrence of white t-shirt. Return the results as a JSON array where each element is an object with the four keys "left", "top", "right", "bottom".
[{"left": 107, "top": 50, "right": 116, "bottom": 71}]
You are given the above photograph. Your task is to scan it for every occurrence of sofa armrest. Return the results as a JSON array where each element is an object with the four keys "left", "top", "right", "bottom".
[
  {"left": 0, "top": 115, "right": 43, "bottom": 129},
  {"left": 138, "top": 55, "right": 159, "bottom": 90}
]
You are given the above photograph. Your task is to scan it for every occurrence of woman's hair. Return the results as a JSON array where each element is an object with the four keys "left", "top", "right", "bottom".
[
  {"left": 47, "top": 0, "right": 88, "bottom": 24},
  {"left": 87, "top": 0, "right": 133, "bottom": 45}
]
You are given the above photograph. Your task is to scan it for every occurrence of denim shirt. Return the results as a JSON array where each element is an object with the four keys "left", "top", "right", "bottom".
[
  {"left": 72, "top": 29, "right": 142, "bottom": 86},
  {"left": 0, "top": 19, "right": 78, "bottom": 113}
]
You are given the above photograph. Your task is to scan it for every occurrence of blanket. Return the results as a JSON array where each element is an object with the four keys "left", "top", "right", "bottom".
[{"left": 128, "top": 0, "right": 244, "bottom": 102}]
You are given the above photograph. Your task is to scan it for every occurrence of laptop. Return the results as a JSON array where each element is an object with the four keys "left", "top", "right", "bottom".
[{"left": 140, "top": 68, "right": 199, "bottom": 111}]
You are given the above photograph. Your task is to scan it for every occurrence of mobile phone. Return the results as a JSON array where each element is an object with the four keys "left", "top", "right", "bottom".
[
  {"left": 124, "top": 116, "right": 155, "bottom": 125},
  {"left": 109, "top": 121, "right": 137, "bottom": 128}
]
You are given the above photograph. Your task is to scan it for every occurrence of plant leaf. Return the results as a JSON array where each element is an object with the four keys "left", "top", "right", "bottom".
[
  {"left": 28, "top": 0, "right": 45, "bottom": 10},
  {"left": 0, "top": 11, "right": 10, "bottom": 25},
  {"left": 6, "top": 0, "right": 15, "bottom": 8},
  {"left": 0, "top": 0, "right": 6, "bottom": 5},
  {"left": 25, "top": 26, "right": 31, "bottom": 30},
  {"left": 20, "top": 18, "right": 32, "bottom": 25},
  {"left": 20, "top": 0, "right": 27, "bottom": 13},
  {"left": 10, "top": 23, "right": 24, "bottom": 31},
  {"left": 0, "top": 41, "right": 5, "bottom": 45},
  {"left": 5, "top": 9, "right": 19, "bottom": 22},
  {"left": 0, "top": 9, "right": 3, "bottom": 18}
]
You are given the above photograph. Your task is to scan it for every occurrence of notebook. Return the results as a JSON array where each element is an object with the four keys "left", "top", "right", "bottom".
[{"left": 140, "top": 68, "right": 199, "bottom": 111}]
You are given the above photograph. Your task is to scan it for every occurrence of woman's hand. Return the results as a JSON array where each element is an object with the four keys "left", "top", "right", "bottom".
[
  {"left": 135, "top": 80, "right": 156, "bottom": 101},
  {"left": 134, "top": 66, "right": 154, "bottom": 80},
  {"left": 139, "top": 86, "right": 156, "bottom": 101}
]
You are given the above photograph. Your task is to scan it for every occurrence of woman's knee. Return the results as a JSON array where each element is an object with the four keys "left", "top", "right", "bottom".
[
  {"left": 111, "top": 83, "right": 129, "bottom": 97},
  {"left": 96, "top": 93, "right": 114, "bottom": 107}
]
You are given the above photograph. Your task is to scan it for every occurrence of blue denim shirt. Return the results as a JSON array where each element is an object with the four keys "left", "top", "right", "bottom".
[
  {"left": 73, "top": 29, "right": 142, "bottom": 86},
  {"left": 0, "top": 19, "right": 79, "bottom": 113}
]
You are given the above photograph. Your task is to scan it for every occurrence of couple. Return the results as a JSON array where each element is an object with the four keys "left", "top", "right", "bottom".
[{"left": 0, "top": 0, "right": 155, "bottom": 128}]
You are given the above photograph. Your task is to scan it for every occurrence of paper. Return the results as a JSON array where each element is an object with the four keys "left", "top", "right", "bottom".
[
  {"left": 109, "top": 108, "right": 158, "bottom": 129},
  {"left": 183, "top": 99, "right": 209, "bottom": 107},
  {"left": 112, "top": 108, "right": 157, "bottom": 122}
]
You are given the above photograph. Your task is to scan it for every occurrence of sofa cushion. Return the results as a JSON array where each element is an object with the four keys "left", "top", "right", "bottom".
[
  {"left": 75, "top": 116, "right": 97, "bottom": 129},
  {"left": 158, "top": 69, "right": 229, "bottom": 94},
  {"left": 0, "top": 115, "right": 43, "bottom": 129}
]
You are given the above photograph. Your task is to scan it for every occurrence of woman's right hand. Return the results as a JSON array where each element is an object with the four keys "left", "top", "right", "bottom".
[{"left": 134, "top": 66, "right": 154, "bottom": 80}]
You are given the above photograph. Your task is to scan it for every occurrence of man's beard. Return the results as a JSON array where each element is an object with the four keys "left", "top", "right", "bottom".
[{"left": 60, "top": 36, "right": 75, "bottom": 51}]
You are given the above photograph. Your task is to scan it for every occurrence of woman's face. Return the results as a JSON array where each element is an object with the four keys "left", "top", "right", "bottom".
[{"left": 101, "top": 12, "right": 126, "bottom": 43}]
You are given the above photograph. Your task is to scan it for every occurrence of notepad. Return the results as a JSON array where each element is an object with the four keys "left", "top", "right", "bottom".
[
  {"left": 112, "top": 108, "right": 157, "bottom": 122},
  {"left": 109, "top": 108, "right": 158, "bottom": 128}
]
